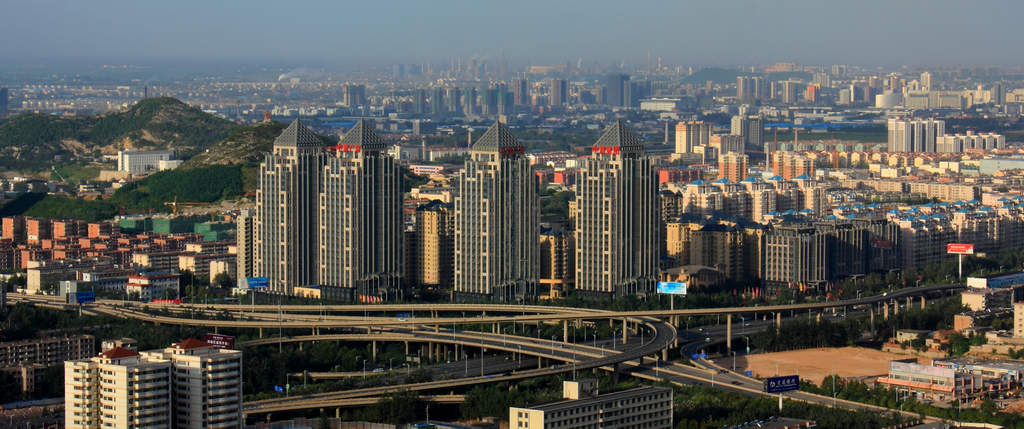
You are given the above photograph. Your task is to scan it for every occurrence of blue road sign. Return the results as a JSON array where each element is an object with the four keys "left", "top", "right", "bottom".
[
  {"left": 764, "top": 375, "right": 800, "bottom": 394},
  {"left": 746, "top": 370, "right": 753, "bottom": 377},
  {"left": 691, "top": 354, "right": 699, "bottom": 359},
  {"left": 700, "top": 353, "right": 707, "bottom": 359}
]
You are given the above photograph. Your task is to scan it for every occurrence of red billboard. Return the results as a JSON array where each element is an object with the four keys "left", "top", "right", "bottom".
[
  {"left": 152, "top": 299, "right": 182, "bottom": 304},
  {"left": 947, "top": 243, "right": 975, "bottom": 255},
  {"left": 203, "top": 334, "right": 236, "bottom": 350}
]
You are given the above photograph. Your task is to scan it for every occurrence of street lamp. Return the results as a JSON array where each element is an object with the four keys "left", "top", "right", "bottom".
[
  {"left": 732, "top": 351, "right": 737, "bottom": 372},
  {"left": 362, "top": 359, "right": 367, "bottom": 379},
  {"left": 551, "top": 335, "right": 557, "bottom": 357},
  {"left": 463, "top": 352, "right": 468, "bottom": 376},
  {"left": 517, "top": 345, "right": 522, "bottom": 367},
  {"left": 592, "top": 333, "right": 597, "bottom": 348},
  {"left": 390, "top": 357, "right": 394, "bottom": 371},
  {"left": 601, "top": 345, "right": 606, "bottom": 357},
  {"left": 613, "top": 330, "right": 618, "bottom": 351},
  {"left": 446, "top": 350, "right": 452, "bottom": 362},
  {"left": 503, "top": 327, "right": 508, "bottom": 347}
]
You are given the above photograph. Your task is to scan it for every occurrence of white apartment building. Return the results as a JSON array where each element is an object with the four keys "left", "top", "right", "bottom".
[
  {"left": 126, "top": 272, "right": 180, "bottom": 301},
  {"left": 117, "top": 149, "right": 180, "bottom": 174},
  {"left": 65, "top": 347, "right": 173, "bottom": 429},
  {"left": 66, "top": 339, "right": 242, "bottom": 429},
  {"left": 145, "top": 339, "right": 243, "bottom": 428},
  {"left": 510, "top": 379, "right": 673, "bottom": 429}
]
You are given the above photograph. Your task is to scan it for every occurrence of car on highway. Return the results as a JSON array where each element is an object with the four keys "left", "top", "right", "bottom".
[
  {"left": 373, "top": 368, "right": 384, "bottom": 373},
  {"left": 731, "top": 381, "right": 741, "bottom": 385}
]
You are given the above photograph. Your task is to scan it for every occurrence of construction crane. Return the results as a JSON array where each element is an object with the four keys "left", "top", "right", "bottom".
[{"left": 164, "top": 196, "right": 206, "bottom": 215}]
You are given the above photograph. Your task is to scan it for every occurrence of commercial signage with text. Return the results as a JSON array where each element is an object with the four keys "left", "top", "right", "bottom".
[
  {"left": 202, "top": 334, "right": 236, "bottom": 350},
  {"left": 764, "top": 375, "right": 800, "bottom": 394},
  {"left": 947, "top": 243, "right": 974, "bottom": 255}
]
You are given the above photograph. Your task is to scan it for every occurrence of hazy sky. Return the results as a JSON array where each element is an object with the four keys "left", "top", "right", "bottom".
[{"left": 3, "top": 0, "right": 1023, "bottom": 68}]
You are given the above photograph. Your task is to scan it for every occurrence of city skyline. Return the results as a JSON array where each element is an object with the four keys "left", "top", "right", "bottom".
[{"left": 2, "top": 1, "right": 1023, "bottom": 67}]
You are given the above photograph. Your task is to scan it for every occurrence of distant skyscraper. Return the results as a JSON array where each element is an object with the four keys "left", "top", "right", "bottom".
[
  {"left": 393, "top": 64, "right": 406, "bottom": 80},
  {"left": 430, "top": 88, "right": 444, "bottom": 114},
  {"left": 606, "top": 74, "right": 629, "bottom": 107},
  {"left": 236, "top": 209, "right": 255, "bottom": 282},
  {"left": 455, "top": 122, "right": 539, "bottom": 302},
  {"left": 319, "top": 120, "right": 404, "bottom": 301},
  {"left": 736, "top": 76, "right": 764, "bottom": 100},
  {"left": 575, "top": 121, "right": 659, "bottom": 299},
  {"left": 731, "top": 116, "right": 764, "bottom": 149},
  {"left": 255, "top": 119, "right": 323, "bottom": 295},
  {"left": 481, "top": 89, "right": 499, "bottom": 116},
  {"left": 413, "top": 89, "right": 427, "bottom": 114},
  {"left": 992, "top": 82, "right": 1004, "bottom": 105},
  {"left": 781, "top": 81, "right": 799, "bottom": 104},
  {"left": 0, "top": 88, "right": 7, "bottom": 119},
  {"left": 462, "top": 87, "right": 477, "bottom": 115},
  {"left": 888, "top": 118, "right": 944, "bottom": 153},
  {"left": 497, "top": 91, "right": 513, "bottom": 115},
  {"left": 625, "top": 80, "right": 649, "bottom": 108},
  {"left": 674, "top": 121, "right": 711, "bottom": 154},
  {"left": 920, "top": 72, "right": 932, "bottom": 91},
  {"left": 407, "top": 200, "right": 455, "bottom": 289},
  {"left": 512, "top": 78, "right": 529, "bottom": 106},
  {"left": 343, "top": 84, "right": 365, "bottom": 107},
  {"left": 550, "top": 78, "right": 569, "bottom": 107},
  {"left": 446, "top": 87, "right": 461, "bottom": 112},
  {"left": 719, "top": 152, "right": 749, "bottom": 183}
]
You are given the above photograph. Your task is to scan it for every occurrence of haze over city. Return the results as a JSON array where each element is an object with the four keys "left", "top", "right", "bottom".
[{"left": 2, "top": 0, "right": 1023, "bottom": 66}]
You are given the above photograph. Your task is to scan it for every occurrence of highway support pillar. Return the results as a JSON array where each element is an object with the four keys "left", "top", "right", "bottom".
[
  {"left": 336, "top": 408, "right": 340, "bottom": 418},
  {"left": 883, "top": 302, "right": 889, "bottom": 320},
  {"left": 662, "top": 347, "right": 668, "bottom": 361},
  {"left": 622, "top": 318, "right": 628, "bottom": 344},
  {"left": 311, "top": 327, "right": 315, "bottom": 336},
  {"left": 214, "top": 326, "right": 219, "bottom": 334},
  {"left": 434, "top": 325, "right": 439, "bottom": 333},
  {"left": 259, "top": 328, "right": 263, "bottom": 338},
  {"left": 726, "top": 314, "right": 732, "bottom": 355},
  {"left": 816, "top": 312, "right": 821, "bottom": 322},
  {"left": 372, "top": 341, "right": 377, "bottom": 362},
  {"left": 564, "top": 320, "right": 569, "bottom": 343},
  {"left": 405, "top": 341, "right": 409, "bottom": 355},
  {"left": 894, "top": 300, "right": 899, "bottom": 315},
  {"left": 906, "top": 297, "right": 911, "bottom": 310},
  {"left": 776, "top": 312, "right": 781, "bottom": 333},
  {"left": 870, "top": 311, "right": 875, "bottom": 337},
  {"left": 613, "top": 362, "right": 620, "bottom": 384},
  {"left": 921, "top": 296, "right": 926, "bottom": 309}
]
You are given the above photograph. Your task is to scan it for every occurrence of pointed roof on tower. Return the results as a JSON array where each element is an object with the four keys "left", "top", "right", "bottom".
[
  {"left": 340, "top": 119, "right": 387, "bottom": 151},
  {"left": 593, "top": 120, "right": 643, "bottom": 153},
  {"left": 472, "top": 121, "right": 520, "bottom": 152},
  {"left": 274, "top": 118, "right": 322, "bottom": 148}
]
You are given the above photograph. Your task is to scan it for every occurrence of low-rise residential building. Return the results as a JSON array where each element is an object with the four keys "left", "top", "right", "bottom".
[
  {"left": 510, "top": 379, "right": 673, "bottom": 429},
  {"left": 0, "top": 335, "right": 94, "bottom": 367},
  {"left": 126, "top": 272, "right": 180, "bottom": 301}
]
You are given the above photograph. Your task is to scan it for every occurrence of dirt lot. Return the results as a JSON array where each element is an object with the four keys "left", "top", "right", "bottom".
[{"left": 733, "top": 347, "right": 930, "bottom": 386}]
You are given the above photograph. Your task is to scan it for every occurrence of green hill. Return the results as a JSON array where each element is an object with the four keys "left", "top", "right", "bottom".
[
  {"left": 0, "top": 97, "right": 238, "bottom": 170},
  {"left": 181, "top": 120, "right": 335, "bottom": 169}
]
